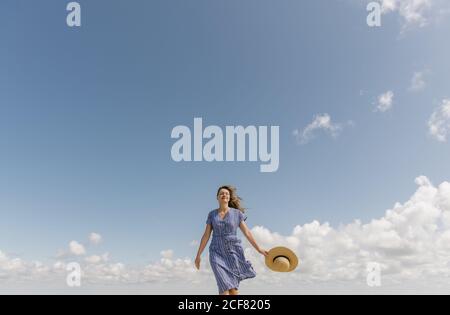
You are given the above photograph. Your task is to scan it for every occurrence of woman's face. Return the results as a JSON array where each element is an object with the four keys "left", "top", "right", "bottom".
[{"left": 217, "top": 188, "right": 230, "bottom": 205}]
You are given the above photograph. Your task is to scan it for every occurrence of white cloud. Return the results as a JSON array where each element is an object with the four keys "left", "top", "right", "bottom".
[
  {"left": 160, "top": 249, "right": 174, "bottom": 259},
  {"left": 0, "top": 251, "right": 50, "bottom": 282},
  {"left": 245, "top": 176, "right": 450, "bottom": 285},
  {"left": 360, "top": 0, "right": 450, "bottom": 33},
  {"left": 85, "top": 253, "right": 109, "bottom": 264},
  {"left": 0, "top": 251, "right": 26, "bottom": 273},
  {"left": 293, "top": 114, "right": 344, "bottom": 144},
  {"left": 378, "top": 0, "right": 434, "bottom": 29},
  {"left": 375, "top": 91, "right": 394, "bottom": 112},
  {"left": 56, "top": 233, "right": 101, "bottom": 258},
  {"left": 428, "top": 99, "right": 450, "bottom": 142},
  {"left": 409, "top": 71, "right": 427, "bottom": 91},
  {"left": 69, "top": 241, "right": 86, "bottom": 256},
  {"left": 83, "top": 263, "right": 130, "bottom": 283},
  {"left": 141, "top": 253, "right": 201, "bottom": 285},
  {"left": 3, "top": 176, "right": 450, "bottom": 292},
  {"left": 89, "top": 233, "right": 102, "bottom": 245}
]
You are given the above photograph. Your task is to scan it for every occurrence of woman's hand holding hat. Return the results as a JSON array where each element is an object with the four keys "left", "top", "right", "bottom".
[
  {"left": 257, "top": 247, "right": 269, "bottom": 257},
  {"left": 265, "top": 247, "right": 299, "bottom": 272}
]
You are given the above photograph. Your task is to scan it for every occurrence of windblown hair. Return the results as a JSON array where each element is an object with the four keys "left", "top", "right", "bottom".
[{"left": 216, "top": 185, "right": 246, "bottom": 213}]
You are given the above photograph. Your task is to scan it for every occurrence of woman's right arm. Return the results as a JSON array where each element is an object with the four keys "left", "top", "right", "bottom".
[{"left": 195, "top": 224, "right": 212, "bottom": 270}]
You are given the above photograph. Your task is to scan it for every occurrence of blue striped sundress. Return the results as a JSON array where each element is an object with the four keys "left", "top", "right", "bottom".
[{"left": 206, "top": 208, "right": 256, "bottom": 294}]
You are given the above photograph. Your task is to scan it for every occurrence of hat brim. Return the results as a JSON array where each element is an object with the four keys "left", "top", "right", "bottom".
[{"left": 265, "top": 247, "right": 299, "bottom": 272}]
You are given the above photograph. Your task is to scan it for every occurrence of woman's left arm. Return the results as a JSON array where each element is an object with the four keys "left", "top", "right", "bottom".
[{"left": 239, "top": 221, "right": 268, "bottom": 257}]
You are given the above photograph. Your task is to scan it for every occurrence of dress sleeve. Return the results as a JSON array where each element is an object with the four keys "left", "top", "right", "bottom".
[
  {"left": 206, "top": 211, "right": 212, "bottom": 225},
  {"left": 238, "top": 210, "right": 247, "bottom": 223}
]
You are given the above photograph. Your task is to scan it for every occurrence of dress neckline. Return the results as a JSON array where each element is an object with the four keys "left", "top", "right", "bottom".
[{"left": 217, "top": 208, "right": 230, "bottom": 221}]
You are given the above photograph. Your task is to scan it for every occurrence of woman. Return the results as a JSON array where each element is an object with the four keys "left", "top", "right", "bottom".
[{"left": 195, "top": 185, "right": 268, "bottom": 295}]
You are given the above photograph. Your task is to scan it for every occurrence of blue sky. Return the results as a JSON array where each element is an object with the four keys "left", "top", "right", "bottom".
[{"left": 1, "top": 0, "right": 450, "bottom": 292}]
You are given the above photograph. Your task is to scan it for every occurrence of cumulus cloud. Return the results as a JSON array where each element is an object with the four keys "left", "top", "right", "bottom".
[
  {"left": 246, "top": 176, "right": 450, "bottom": 286},
  {"left": 293, "top": 114, "right": 347, "bottom": 144},
  {"left": 160, "top": 250, "right": 174, "bottom": 259},
  {"left": 0, "top": 251, "right": 26, "bottom": 273},
  {"left": 69, "top": 241, "right": 86, "bottom": 256},
  {"left": 371, "top": 0, "right": 450, "bottom": 31},
  {"left": 57, "top": 233, "right": 101, "bottom": 259},
  {"left": 0, "top": 251, "right": 50, "bottom": 282},
  {"left": 85, "top": 253, "right": 109, "bottom": 264},
  {"left": 428, "top": 99, "right": 450, "bottom": 142},
  {"left": 3, "top": 176, "right": 450, "bottom": 292},
  {"left": 141, "top": 252, "right": 202, "bottom": 285},
  {"left": 89, "top": 233, "right": 102, "bottom": 245},
  {"left": 375, "top": 91, "right": 394, "bottom": 112}
]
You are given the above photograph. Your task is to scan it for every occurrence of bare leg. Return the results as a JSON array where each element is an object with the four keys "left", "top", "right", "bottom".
[
  {"left": 229, "top": 288, "right": 239, "bottom": 295},
  {"left": 220, "top": 290, "right": 230, "bottom": 295}
]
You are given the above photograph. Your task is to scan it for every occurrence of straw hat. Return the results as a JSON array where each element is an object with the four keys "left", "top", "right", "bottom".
[{"left": 265, "top": 247, "right": 299, "bottom": 272}]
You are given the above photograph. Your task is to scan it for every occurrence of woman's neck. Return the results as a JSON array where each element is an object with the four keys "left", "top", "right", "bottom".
[{"left": 219, "top": 205, "right": 229, "bottom": 212}]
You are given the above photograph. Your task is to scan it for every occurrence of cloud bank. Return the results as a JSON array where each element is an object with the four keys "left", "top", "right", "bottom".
[{"left": 2, "top": 176, "right": 450, "bottom": 293}]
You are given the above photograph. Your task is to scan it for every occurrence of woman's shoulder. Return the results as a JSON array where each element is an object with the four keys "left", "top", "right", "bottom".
[
  {"left": 232, "top": 208, "right": 247, "bottom": 219},
  {"left": 231, "top": 208, "right": 242, "bottom": 215}
]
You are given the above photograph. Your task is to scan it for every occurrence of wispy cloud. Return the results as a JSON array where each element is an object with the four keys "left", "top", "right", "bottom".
[
  {"left": 293, "top": 114, "right": 348, "bottom": 144},
  {"left": 375, "top": 91, "right": 394, "bottom": 112},
  {"left": 428, "top": 99, "right": 450, "bottom": 142},
  {"left": 380, "top": 0, "right": 433, "bottom": 28}
]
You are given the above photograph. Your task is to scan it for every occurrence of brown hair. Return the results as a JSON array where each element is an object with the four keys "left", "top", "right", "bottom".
[{"left": 216, "top": 185, "right": 246, "bottom": 213}]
